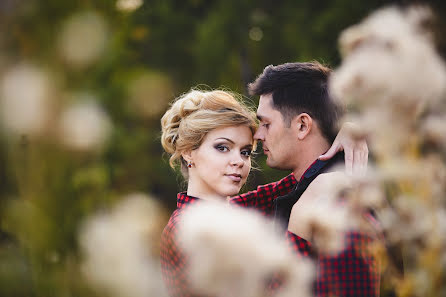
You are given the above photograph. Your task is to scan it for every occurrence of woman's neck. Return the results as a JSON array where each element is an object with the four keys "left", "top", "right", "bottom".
[
  {"left": 186, "top": 180, "right": 228, "bottom": 202},
  {"left": 186, "top": 190, "right": 227, "bottom": 202}
]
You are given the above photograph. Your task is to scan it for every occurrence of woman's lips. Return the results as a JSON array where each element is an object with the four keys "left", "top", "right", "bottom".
[{"left": 226, "top": 174, "right": 242, "bottom": 182}]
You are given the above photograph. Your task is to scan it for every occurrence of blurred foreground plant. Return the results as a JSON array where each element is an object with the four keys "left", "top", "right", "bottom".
[
  {"left": 179, "top": 201, "right": 315, "bottom": 297},
  {"left": 0, "top": 2, "right": 173, "bottom": 297},
  {"left": 330, "top": 5, "right": 446, "bottom": 297},
  {"left": 79, "top": 193, "right": 167, "bottom": 297}
]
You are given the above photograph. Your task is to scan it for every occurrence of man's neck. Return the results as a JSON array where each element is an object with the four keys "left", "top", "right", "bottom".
[{"left": 292, "top": 138, "right": 330, "bottom": 181}]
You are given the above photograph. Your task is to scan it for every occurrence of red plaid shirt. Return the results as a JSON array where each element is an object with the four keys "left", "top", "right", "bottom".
[
  {"left": 161, "top": 168, "right": 381, "bottom": 297},
  {"left": 230, "top": 171, "right": 381, "bottom": 297},
  {"left": 160, "top": 193, "right": 202, "bottom": 297},
  {"left": 229, "top": 173, "right": 297, "bottom": 216}
]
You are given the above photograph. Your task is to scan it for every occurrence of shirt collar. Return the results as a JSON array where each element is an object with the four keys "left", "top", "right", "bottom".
[
  {"left": 298, "top": 152, "right": 345, "bottom": 182},
  {"left": 177, "top": 192, "right": 201, "bottom": 209},
  {"left": 298, "top": 159, "right": 320, "bottom": 182}
]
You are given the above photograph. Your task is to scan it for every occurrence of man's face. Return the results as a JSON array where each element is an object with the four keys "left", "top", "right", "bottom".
[{"left": 254, "top": 93, "right": 297, "bottom": 170}]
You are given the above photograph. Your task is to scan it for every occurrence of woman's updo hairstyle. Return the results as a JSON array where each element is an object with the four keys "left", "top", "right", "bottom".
[{"left": 161, "top": 89, "right": 257, "bottom": 175}]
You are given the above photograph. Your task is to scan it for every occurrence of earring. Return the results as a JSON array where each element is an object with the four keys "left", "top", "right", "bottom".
[{"left": 187, "top": 161, "right": 192, "bottom": 168}]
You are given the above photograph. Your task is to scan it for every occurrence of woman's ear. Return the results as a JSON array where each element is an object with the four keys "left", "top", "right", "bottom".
[
  {"left": 181, "top": 150, "right": 193, "bottom": 165},
  {"left": 294, "top": 113, "right": 313, "bottom": 140}
]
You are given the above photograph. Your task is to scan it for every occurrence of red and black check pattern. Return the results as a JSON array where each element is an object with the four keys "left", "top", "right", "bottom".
[
  {"left": 286, "top": 230, "right": 380, "bottom": 297},
  {"left": 160, "top": 193, "right": 201, "bottom": 297},
  {"left": 229, "top": 173, "right": 297, "bottom": 216},
  {"left": 161, "top": 164, "right": 381, "bottom": 297},
  {"left": 315, "top": 231, "right": 380, "bottom": 297},
  {"left": 285, "top": 230, "right": 314, "bottom": 257},
  {"left": 231, "top": 166, "right": 381, "bottom": 297}
]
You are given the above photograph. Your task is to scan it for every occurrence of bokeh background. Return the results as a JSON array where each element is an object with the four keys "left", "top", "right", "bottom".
[{"left": 1, "top": 0, "right": 446, "bottom": 296}]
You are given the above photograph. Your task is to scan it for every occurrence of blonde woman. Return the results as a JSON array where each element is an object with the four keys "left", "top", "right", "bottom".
[{"left": 160, "top": 90, "right": 256, "bottom": 297}]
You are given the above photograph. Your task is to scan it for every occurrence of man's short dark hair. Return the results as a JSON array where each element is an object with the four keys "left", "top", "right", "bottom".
[{"left": 248, "top": 61, "right": 344, "bottom": 143}]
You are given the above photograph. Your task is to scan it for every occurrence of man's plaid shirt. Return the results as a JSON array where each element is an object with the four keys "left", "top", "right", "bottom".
[
  {"left": 161, "top": 168, "right": 381, "bottom": 297},
  {"left": 230, "top": 172, "right": 381, "bottom": 297}
]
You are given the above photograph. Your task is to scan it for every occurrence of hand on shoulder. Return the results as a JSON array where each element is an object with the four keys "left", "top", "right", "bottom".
[{"left": 319, "top": 122, "right": 368, "bottom": 176}]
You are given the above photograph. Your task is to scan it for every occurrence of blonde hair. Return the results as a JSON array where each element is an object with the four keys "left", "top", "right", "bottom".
[{"left": 161, "top": 89, "right": 257, "bottom": 175}]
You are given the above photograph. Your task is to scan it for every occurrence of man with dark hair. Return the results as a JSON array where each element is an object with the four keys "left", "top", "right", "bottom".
[
  {"left": 249, "top": 62, "right": 341, "bottom": 143},
  {"left": 230, "top": 61, "right": 380, "bottom": 297},
  {"left": 249, "top": 62, "right": 344, "bottom": 178}
]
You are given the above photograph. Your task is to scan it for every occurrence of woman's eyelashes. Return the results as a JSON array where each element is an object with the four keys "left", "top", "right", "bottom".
[
  {"left": 214, "top": 143, "right": 252, "bottom": 158},
  {"left": 214, "top": 144, "right": 229, "bottom": 152},
  {"left": 241, "top": 149, "right": 252, "bottom": 158}
]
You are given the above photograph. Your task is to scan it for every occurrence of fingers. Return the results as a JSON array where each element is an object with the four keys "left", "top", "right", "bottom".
[
  {"left": 363, "top": 151, "right": 368, "bottom": 176},
  {"left": 320, "top": 124, "right": 369, "bottom": 177},
  {"left": 360, "top": 144, "right": 369, "bottom": 176},
  {"left": 344, "top": 147, "right": 354, "bottom": 176},
  {"left": 323, "top": 144, "right": 368, "bottom": 177},
  {"left": 353, "top": 149, "right": 362, "bottom": 176},
  {"left": 354, "top": 142, "right": 368, "bottom": 177},
  {"left": 319, "top": 141, "right": 341, "bottom": 161}
]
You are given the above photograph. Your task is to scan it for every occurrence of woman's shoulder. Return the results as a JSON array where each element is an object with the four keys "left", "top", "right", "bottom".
[{"left": 163, "top": 209, "right": 182, "bottom": 231}]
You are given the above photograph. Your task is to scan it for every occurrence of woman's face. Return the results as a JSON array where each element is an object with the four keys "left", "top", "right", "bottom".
[{"left": 187, "top": 125, "right": 253, "bottom": 200}]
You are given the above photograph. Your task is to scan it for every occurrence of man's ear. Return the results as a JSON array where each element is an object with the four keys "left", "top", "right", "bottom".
[{"left": 294, "top": 113, "right": 313, "bottom": 140}]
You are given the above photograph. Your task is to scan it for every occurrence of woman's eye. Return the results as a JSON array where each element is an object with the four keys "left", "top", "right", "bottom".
[
  {"left": 262, "top": 123, "right": 270, "bottom": 128},
  {"left": 215, "top": 144, "right": 229, "bottom": 152},
  {"left": 241, "top": 149, "right": 252, "bottom": 157}
]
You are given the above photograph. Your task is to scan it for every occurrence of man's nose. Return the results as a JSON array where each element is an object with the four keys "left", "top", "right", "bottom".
[{"left": 254, "top": 128, "right": 264, "bottom": 141}]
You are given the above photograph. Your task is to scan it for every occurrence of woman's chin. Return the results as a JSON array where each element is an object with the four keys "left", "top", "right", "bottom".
[
  {"left": 215, "top": 182, "right": 245, "bottom": 198},
  {"left": 225, "top": 187, "right": 243, "bottom": 197}
]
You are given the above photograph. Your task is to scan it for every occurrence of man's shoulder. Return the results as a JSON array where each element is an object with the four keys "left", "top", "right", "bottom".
[
  {"left": 260, "top": 173, "right": 297, "bottom": 192},
  {"left": 311, "top": 171, "right": 350, "bottom": 186}
]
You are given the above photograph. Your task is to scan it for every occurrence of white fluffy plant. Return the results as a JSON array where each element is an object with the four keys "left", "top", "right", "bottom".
[
  {"left": 179, "top": 201, "right": 315, "bottom": 297},
  {"left": 330, "top": 5, "right": 446, "bottom": 296},
  {"left": 330, "top": 6, "right": 446, "bottom": 158},
  {"left": 0, "top": 63, "right": 54, "bottom": 136},
  {"left": 79, "top": 194, "right": 167, "bottom": 297}
]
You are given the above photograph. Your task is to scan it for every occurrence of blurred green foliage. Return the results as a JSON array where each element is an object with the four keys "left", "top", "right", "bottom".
[{"left": 0, "top": 0, "right": 445, "bottom": 296}]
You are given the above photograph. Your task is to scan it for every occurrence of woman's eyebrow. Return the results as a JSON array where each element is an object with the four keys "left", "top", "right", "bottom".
[{"left": 214, "top": 137, "right": 234, "bottom": 144}]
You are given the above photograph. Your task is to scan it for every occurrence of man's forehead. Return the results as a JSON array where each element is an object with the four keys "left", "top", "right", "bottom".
[
  {"left": 258, "top": 93, "right": 273, "bottom": 105},
  {"left": 257, "top": 94, "right": 275, "bottom": 119}
]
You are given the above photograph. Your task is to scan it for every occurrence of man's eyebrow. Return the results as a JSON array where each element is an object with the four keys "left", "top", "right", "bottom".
[
  {"left": 215, "top": 137, "right": 235, "bottom": 144},
  {"left": 257, "top": 114, "right": 269, "bottom": 121}
]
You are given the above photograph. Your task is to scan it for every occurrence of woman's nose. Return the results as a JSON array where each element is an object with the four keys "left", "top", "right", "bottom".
[{"left": 230, "top": 153, "right": 244, "bottom": 167}]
